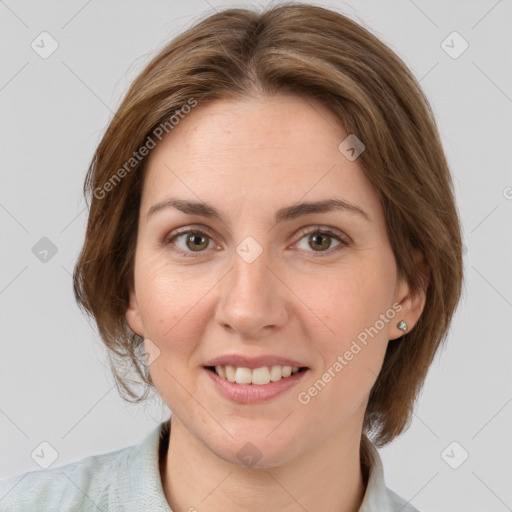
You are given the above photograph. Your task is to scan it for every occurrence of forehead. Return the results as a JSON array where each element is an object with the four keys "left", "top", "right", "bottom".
[
  {"left": 140, "top": 94, "right": 380, "bottom": 220},
  {"left": 147, "top": 94, "right": 343, "bottom": 164}
]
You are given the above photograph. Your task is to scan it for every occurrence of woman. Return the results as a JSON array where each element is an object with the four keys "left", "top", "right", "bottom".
[{"left": 0, "top": 2, "right": 463, "bottom": 511}]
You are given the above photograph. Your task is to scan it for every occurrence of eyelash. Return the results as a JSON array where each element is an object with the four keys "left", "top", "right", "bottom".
[{"left": 163, "top": 225, "right": 350, "bottom": 258}]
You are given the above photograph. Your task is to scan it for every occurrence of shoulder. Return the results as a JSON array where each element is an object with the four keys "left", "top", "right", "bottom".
[
  {"left": 0, "top": 444, "right": 134, "bottom": 511},
  {"left": 386, "top": 487, "right": 421, "bottom": 512}
]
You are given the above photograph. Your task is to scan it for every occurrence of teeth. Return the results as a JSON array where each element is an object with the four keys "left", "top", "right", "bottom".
[
  {"left": 225, "top": 365, "right": 236, "bottom": 382},
  {"left": 251, "top": 366, "right": 270, "bottom": 385},
  {"left": 234, "top": 366, "right": 252, "bottom": 384},
  {"left": 216, "top": 365, "right": 226, "bottom": 379},
  {"left": 269, "top": 365, "right": 282, "bottom": 381},
  {"left": 213, "top": 365, "right": 302, "bottom": 385},
  {"left": 282, "top": 366, "right": 292, "bottom": 378}
]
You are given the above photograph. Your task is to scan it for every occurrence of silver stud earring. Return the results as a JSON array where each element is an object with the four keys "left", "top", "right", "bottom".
[{"left": 397, "top": 320, "right": 407, "bottom": 333}]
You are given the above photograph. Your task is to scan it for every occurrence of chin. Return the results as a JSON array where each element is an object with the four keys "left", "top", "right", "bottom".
[{"left": 206, "top": 433, "right": 301, "bottom": 470}]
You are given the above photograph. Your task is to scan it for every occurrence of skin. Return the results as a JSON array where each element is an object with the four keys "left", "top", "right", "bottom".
[{"left": 126, "top": 93, "right": 427, "bottom": 512}]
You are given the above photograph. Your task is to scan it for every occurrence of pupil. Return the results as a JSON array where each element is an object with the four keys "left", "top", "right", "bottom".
[
  {"left": 188, "top": 234, "right": 207, "bottom": 251},
  {"left": 311, "top": 234, "right": 329, "bottom": 250}
]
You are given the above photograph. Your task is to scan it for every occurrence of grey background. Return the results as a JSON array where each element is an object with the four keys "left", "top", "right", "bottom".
[{"left": 1, "top": 0, "right": 511, "bottom": 510}]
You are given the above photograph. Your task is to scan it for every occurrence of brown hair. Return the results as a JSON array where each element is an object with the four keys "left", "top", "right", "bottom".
[{"left": 73, "top": 2, "right": 464, "bottom": 447}]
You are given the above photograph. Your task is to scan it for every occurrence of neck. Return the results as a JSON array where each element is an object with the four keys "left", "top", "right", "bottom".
[{"left": 161, "top": 416, "right": 367, "bottom": 512}]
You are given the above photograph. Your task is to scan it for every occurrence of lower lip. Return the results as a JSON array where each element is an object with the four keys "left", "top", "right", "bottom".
[{"left": 204, "top": 367, "right": 309, "bottom": 404}]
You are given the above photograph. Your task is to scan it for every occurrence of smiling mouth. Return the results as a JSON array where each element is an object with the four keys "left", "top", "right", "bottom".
[{"left": 205, "top": 365, "right": 308, "bottom": 385}]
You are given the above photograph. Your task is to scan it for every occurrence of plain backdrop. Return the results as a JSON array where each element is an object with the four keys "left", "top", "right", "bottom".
[{"left": 0, "top": 1, "right": 511, "bottom": 511}]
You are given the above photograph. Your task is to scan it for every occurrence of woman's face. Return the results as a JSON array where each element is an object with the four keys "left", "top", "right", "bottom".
[{"left": 127, "top": 94, "right": 421, "bottom": 467}]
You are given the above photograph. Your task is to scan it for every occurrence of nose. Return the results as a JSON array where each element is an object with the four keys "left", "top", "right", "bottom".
[{"left": 214, "top": 245, "right": 289, "bottom": 339}]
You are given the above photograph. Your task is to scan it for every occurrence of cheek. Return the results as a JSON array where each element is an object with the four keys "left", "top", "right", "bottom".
[
  {"left": 302, "top": 253, "right": 395, "bottom": 337},
  {"left": 134, "top": 261, "right": 208, "bottom": 407},
  {"left": 134, "top": 256, "right": 218, "bottom": 359},
  {"left": 134, "top": 257, "right": 181, "bottom": 337},
  {"left": 295, "top": 283, "right": 393, "bottom": 426},
  {"left": 299, "top": 254, "right": 396, "bottom": 389}
]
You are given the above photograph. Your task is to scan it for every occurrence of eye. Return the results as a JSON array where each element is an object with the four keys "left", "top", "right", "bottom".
[
  {"left": 293, "top": 226, "right": 349, "bottom": 257},
  {"left": 164, "top": 228, "right": 218, "bottom": 257},
  {"left": 163, "top": 225, "right": 349, "bottom": 258}
]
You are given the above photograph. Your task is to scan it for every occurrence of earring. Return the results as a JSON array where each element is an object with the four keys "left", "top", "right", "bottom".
[{"left": 397, "top": 320, "right": 407, "bottom": 333}]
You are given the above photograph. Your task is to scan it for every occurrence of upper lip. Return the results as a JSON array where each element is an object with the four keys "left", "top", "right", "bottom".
[{"left": 204, "top": 354, "right": 309, "bottom": 369}]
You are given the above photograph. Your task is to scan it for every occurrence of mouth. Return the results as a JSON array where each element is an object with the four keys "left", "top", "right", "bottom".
[{"left": 204, "top": 365, "right": 309, "bottom": 385}]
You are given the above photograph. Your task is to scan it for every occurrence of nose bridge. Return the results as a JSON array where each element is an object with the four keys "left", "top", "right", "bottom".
[
  {"left": 215, "top": 238, "right": 286, "bottom": 336},
  {"left": 232, "top": 241, "right": 271, "bottom": 297}
]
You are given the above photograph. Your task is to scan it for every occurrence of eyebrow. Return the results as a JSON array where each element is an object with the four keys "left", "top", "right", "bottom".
[{"left": 147, "top": 197, "right": 371, "bottom": 225}]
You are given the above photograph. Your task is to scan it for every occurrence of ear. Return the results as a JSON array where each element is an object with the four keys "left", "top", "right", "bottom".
[
  {"left": 126, "top": 289, "right": 144, "bottom": 338},
  {"left": 390, "top": 249, "right": 429, "bottom": 340}
]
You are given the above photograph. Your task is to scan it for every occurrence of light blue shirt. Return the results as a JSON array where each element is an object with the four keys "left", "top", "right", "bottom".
[{"left": 0, "top": 416, "right": 419, "bottom": 511}]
